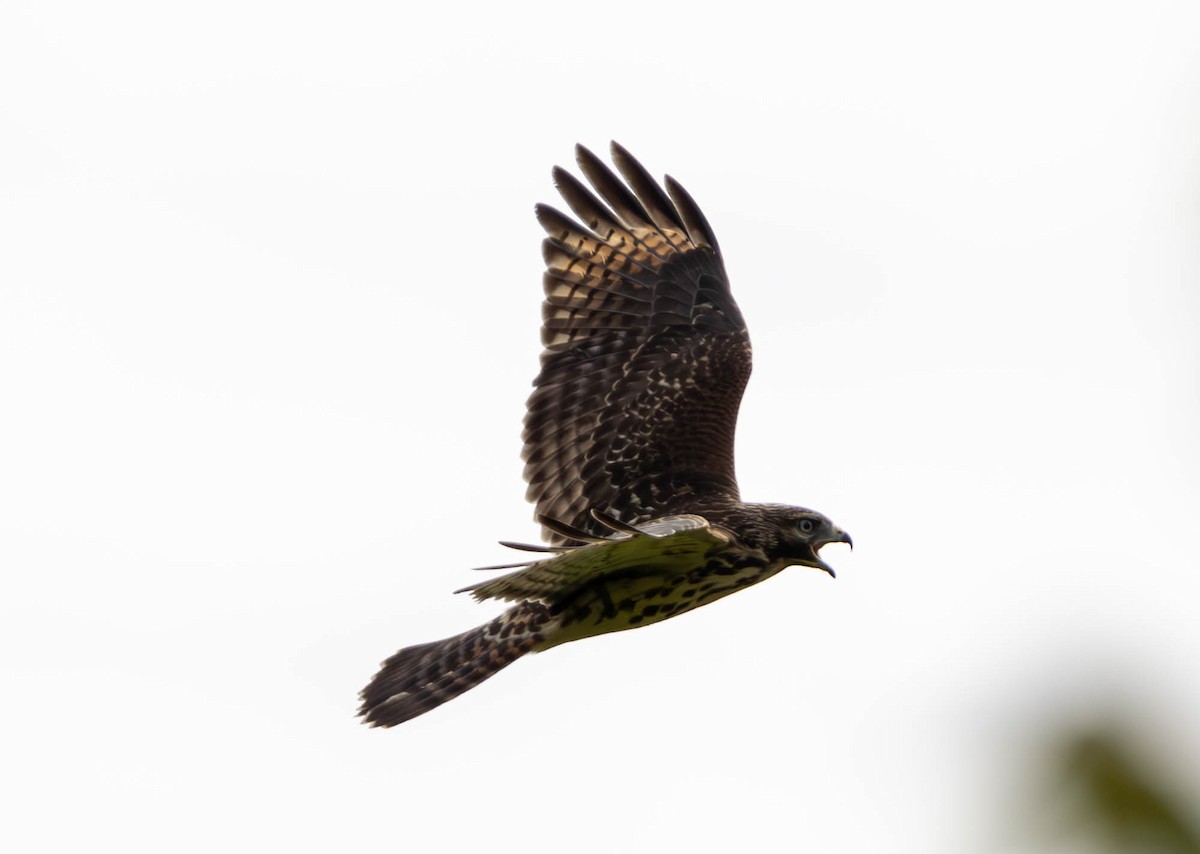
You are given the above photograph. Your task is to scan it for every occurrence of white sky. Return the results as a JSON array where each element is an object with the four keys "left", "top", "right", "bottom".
[{"left": 3, "top": 1, "right": 1199, "bottom": 851}]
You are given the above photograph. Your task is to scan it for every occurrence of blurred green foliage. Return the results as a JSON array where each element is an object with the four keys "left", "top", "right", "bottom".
[{"left": 1044, "top": 726, "right": 1200, "bottom": 852}]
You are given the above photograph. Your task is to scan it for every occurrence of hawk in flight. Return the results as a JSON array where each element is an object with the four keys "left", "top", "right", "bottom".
[{"left": 359, "top": 143, "right": 852, "bottom": 727}]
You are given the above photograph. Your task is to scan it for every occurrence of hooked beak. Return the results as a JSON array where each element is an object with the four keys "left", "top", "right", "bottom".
[{"left": 801, "top": 528, "right": 853, "bottom": 578}]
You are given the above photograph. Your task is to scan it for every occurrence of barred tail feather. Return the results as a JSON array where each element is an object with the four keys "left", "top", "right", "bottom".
[{"left": 358, "top": 602, "right": 553, "bottom": 727}]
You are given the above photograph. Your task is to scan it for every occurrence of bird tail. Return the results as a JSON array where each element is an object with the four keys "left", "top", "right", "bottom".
[{"left": 358, "top": 601, "right": 554, "bottom": 727}]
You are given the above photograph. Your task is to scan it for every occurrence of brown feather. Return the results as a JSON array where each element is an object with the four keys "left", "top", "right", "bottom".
[{"left": 523, "top": 144, "right": 751, "bottom": 544}]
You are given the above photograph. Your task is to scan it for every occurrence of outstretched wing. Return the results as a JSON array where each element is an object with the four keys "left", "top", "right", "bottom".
[
  {"left": 523, "top": 143, "right": 752, "bottom": 543},
  {"left": 458, "top": 515, "right": 734, "bottom": 605}
]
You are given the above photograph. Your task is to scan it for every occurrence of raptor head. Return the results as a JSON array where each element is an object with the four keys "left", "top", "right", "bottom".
[{"left": 773, "top": 507, "right": 853, "bottom": 577}]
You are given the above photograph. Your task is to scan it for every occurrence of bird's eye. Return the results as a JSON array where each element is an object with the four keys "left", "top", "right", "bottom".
[{"left": 798, "top": 519, "right": 815, "bottom": 534}]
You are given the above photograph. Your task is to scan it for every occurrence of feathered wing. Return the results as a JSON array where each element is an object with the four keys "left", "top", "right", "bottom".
[
  {"left": 457, "top": 516, "right": 733, "bottom": 605},
  {"left": 523, "top": 143, "right": 752, "bottom": 544}
]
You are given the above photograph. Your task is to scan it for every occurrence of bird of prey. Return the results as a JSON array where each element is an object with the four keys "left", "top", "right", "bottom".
[{"left": 358, "top": 143, "right": 852, "bottom": 727}]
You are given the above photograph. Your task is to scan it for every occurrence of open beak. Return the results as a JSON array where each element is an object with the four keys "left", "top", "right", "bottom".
[{"left": 802, "top": 528, "right": 853, "bottom": 578}]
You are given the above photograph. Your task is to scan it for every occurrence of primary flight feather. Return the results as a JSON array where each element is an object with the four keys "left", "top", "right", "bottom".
[{"left": 358, "top": 143, "right": 852, "bottom": 727}]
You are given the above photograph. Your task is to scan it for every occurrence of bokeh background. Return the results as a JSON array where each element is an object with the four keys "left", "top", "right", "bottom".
[{"left": 3, "top": 1, "right": 1198, "bottom": 851}]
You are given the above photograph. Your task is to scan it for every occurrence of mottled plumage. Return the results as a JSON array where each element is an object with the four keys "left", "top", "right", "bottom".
[
  {"left": 525, "top": 143, "right": 748, "bottom": 543},
  {"left": 359, "top": 144, "right": 852, "bottom": 727}
]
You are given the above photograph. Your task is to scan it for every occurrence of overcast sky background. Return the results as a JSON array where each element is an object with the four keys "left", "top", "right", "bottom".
[{"left": 3, "top": 2, "right": 1199, "bottom": 851}]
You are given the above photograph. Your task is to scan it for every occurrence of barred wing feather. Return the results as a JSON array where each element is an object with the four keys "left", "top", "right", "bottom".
[{"left": 523, "top": 142, "right": 752, "bottom": 544}]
